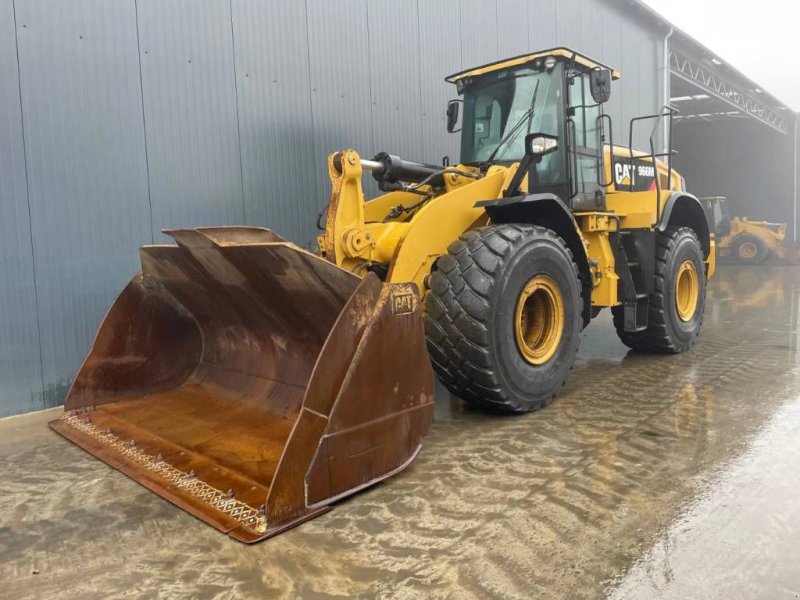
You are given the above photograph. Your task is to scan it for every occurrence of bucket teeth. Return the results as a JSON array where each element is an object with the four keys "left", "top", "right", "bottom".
[{"left": 56, "top": 412, "right": 269, "bottom": 536}]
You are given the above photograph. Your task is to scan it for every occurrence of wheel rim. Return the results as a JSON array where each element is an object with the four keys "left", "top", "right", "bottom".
[
  {"left": 739, "top": 241, "right": 758, "bottom": 259},
  {"left": 675, "top": 260, "right": 699, "bottom": 322},
  {"left": 515, "top": 275, "right": 564, "bottom": 365}
]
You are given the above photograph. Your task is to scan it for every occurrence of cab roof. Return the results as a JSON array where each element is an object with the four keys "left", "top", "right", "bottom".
[{"left": 445, "top": 47, "right": 621, "bottom": 83}]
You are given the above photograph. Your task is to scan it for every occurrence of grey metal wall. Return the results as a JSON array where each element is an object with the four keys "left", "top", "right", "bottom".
[{"left": 0, "top": 0, "right": 664, "bottom": 417}]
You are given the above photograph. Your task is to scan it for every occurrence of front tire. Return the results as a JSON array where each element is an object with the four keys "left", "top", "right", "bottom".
[
  {"left": 425, "top": 224, "right": 582, "bottom": 413},
  {"left": 613, "top": 226, "right": 706, "bottom": 353}
]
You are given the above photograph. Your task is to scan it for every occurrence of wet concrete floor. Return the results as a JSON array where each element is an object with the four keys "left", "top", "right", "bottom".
[{"left": 2, "top": 265, "right": 800, "bottom": 599}]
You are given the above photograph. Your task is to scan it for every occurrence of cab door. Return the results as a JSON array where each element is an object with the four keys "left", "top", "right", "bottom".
[{"left": 566, "top": 72, "right": 604, "bottom": 211}]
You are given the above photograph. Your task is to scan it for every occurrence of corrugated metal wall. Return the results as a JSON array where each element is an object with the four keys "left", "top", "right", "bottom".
[{"left": 0, "top": 0, "right": 664, "bottom": 417}]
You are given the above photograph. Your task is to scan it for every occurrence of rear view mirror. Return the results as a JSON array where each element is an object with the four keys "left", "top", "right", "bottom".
[
  {"left": 590, "top": 69, "right": 612, "bottom": 104},
  {"left": 446, "top": 100, "right": 461, "bottom": 133},
  {"left": 525, "top": 133, "right": 559, "bottom": 156}
]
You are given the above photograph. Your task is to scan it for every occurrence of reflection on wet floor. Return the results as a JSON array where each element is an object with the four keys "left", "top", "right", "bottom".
[
  {"left": 2, "top": 265, "right": 800, "bottom": 599},
  {"left": 608, "top": 396, "right": 800, "bottom": 599}
]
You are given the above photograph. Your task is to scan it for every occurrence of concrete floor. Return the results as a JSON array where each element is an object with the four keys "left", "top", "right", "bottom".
[{"left": 2, "top": 265, "right": 800, "bottom": 599}]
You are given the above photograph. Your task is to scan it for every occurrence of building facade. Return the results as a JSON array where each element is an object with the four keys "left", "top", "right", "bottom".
[{"left": 0, "top": 0, "right": 684, "bottom": 416}]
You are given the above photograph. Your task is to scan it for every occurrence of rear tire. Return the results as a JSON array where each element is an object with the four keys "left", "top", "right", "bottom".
[
  {"left": 425, "top": 224, "right": 582, "bottom": 413},
  {"left": 613, "top": 226, "right": 706, "bottom": 353},
  {"left": 731, "top": 233, "right": 769, "bottom": 264}
]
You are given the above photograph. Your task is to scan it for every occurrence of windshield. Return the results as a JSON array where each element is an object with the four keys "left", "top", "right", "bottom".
[{"left": 460, "top": 64, "right": 563, "bottom": 164}]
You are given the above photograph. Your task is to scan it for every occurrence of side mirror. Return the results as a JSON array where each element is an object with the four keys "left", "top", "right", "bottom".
[
  {"left": 446, "top": 100, "right": 461, "bottom": 133},
  {"left": 525, "top": 133, "right": 559, "bottom": 157},
  {"left": 590, "top": 69, "right": 612, "bottom": 104}
]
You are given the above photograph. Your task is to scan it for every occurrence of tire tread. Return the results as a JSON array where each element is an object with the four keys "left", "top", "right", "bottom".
[
  {"left": 425, "top": 224, "right": 582, "bottom": 412},
  {"left": 612, "top": 226, "right": 705, "bottom": 353}
]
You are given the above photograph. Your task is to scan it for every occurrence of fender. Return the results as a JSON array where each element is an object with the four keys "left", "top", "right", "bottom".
[
  {"left": 477, "top": 193, "right": 593, "bottom": 326},
  {"left": 658, "top": 192, "right": 711, "bottom": 256}
]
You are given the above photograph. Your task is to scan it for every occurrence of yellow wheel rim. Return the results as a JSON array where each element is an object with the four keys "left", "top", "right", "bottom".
[
  {"left": 739, "top": 242, "right": 758, "bottom": 259},
  {"left": 514, "top": 275, "right": 564, "bottom": 365},
  {"left": 675, "top": 260, "right": 699, "bottom": 322}
]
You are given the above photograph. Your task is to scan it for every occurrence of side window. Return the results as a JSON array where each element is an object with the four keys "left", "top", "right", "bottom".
[
  {"left": 568, "top": 75, "right": 600, "bottom": 151},
  {"left": 568, "top": 74, "right": 601, "bottom": 198},
  {"left": 569, "top": 76, "right": 586, "bottom": 147}
]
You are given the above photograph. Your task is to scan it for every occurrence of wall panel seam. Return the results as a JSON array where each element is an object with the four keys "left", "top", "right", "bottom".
[
  {"left": 415, "top": 0, "right": 424, "bottom": 161},
  {"left": 228, "top": 0, "right": 247, "bottom": 224},
  {"left": 364, "top": 0, "right": 375, "bottom": 153},
  {"left": 11, "top": 0, "right": 46, "bottom": 409},
  {"left": 133, "top": 0, "right": 154, "bottom": 243},
  {"left": 303, "top": 0, "right": 320, "bottom": 215}
]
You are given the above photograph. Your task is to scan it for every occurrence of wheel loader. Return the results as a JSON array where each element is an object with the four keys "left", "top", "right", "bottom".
[
  {"left": 700, "top": 195, "right": 799, "bottom": 264},
  {"left": 51, "top": 48, "right": 714, "bottom": 542}
]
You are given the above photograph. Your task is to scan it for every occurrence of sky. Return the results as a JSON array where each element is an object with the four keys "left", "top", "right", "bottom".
[{"left": 643, "top": 0, "right": 800, "bottom": 111}]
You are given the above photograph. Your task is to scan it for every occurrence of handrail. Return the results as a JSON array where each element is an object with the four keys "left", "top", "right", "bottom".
[
  {"left": 596, "top": 113, "right": 614, "bottom": 188},
  {"left": 565, "top": 117, "right": 578, "bottom": 200},
  {"left": 626, "top": 105, "right": 678, "bottom": 225}
]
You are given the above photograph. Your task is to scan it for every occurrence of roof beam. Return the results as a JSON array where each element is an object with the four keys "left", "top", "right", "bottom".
[{"left": 669, "top": 48, "right": 788, "bottom": 134}]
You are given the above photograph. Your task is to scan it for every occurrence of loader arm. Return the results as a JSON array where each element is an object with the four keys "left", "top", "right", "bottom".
[{"left": 318, "top": 149, "right": 518, "bottom": 293}]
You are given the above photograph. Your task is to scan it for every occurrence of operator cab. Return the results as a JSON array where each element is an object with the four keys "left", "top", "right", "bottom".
[
  {"left": 446, "top": 48, "right": 620, "bottom": 211},
  {"left": 699, "top": 196, "right": 732, "bottom": 237}
]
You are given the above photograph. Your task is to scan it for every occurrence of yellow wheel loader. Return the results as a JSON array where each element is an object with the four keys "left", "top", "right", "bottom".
[
  {"left": 52, "top": 48, "right": 714, "bottom": 542},
  {"left": 700, "top": 195, "right": 799, "bottom": 264}
]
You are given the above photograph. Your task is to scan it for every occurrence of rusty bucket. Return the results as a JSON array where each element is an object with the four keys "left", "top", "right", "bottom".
[{"left": 50, "top": 227, "right": 434, "bottom": 543}]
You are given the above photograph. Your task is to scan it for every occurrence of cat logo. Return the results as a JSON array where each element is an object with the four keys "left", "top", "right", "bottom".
[
  {"left": 391, "top": 289, "right": 416, "bottom": 315},
  {"left": 614, "top": 162, "right": 633, "bottom": 187},
  {"left": 616, "top": 163, "right": 633, "bottom": 187},
  {"left": 612, "top": 157, "right": 657, "bottom": 192}
]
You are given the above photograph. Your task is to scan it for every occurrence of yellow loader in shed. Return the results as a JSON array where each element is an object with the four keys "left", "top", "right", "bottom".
[
  {"left": 700, "top": 195, "right": 799, "bottom": 264},
  {"left": 52, "top": 48, "right": 714, "bottom": 542}
]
